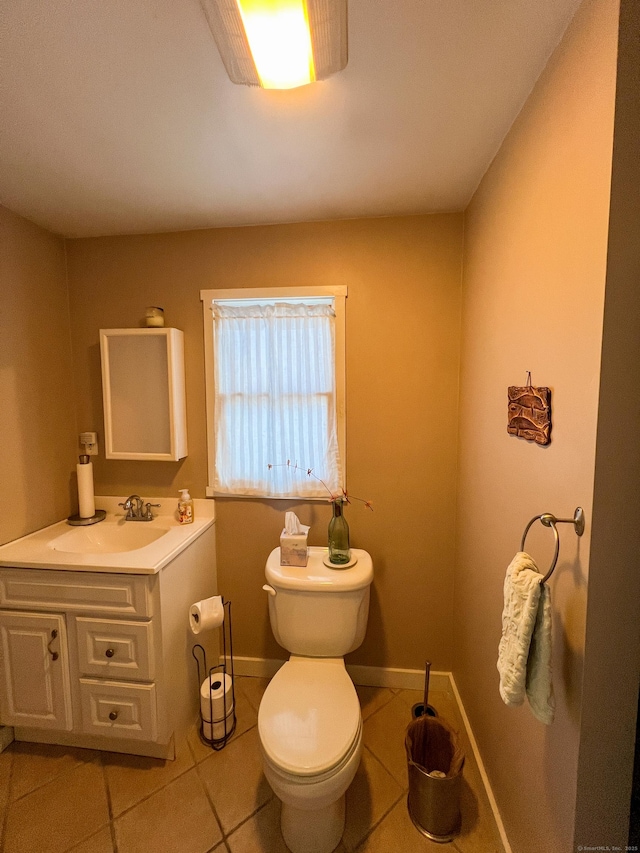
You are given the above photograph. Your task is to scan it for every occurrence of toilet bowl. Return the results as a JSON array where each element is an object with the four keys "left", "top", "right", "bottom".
[
  {"left": 259, "top": 656, "right": 363, "bottom": 853},
  {"left": 259, "top": 547, "right": 374, "bottom": 853}
]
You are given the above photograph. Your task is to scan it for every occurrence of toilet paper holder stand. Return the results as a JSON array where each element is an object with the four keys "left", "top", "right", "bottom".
[{"left": 191, "top": 598, "right": 236, "bottom": 750}]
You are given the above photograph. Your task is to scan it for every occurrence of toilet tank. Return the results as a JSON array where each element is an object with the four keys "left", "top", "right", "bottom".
[{"left": 264, "top": 547, "right": 373, "bottom": 657}]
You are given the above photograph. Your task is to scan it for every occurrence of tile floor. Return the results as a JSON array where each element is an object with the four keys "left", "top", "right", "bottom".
[{"left": 0, "top": 677, "right": 505, "bottom": 853}]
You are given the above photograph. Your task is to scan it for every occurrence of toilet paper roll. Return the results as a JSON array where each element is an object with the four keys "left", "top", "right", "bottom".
[
  {"left": 77, "top": 458, "right": 95, "bottom": 519},
  {"left": 202, "top": 709, "right": 234, "bottom": 742},
  {"left": 200, "top": 672, "right": 234, "bottom": 731},
  {"left": 189, "top": 596, "right": 224, "bottom": 634}
]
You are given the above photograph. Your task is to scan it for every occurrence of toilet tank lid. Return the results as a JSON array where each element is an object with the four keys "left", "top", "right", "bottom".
[{"left": 266, "top": 547, "right": 373, "bottom": 592}]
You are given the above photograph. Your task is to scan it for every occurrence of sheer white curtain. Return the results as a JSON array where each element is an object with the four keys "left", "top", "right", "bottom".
[{"left": 212, "top": 300, "right": 342, "bottom": 497}]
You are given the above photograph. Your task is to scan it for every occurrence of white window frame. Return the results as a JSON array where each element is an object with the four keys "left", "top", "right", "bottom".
[{"left": 200, "top": 285, "right": 347, "bottom": 499}]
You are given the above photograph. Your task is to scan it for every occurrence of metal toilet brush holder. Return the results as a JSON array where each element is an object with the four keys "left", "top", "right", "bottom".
[{"left": 405, "top": 660, "right": 465, "bottom": 843}]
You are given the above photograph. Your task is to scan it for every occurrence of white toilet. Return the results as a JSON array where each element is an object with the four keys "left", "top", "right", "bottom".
[{"left": 259, "top": 546, "right": 374, "bottom": 853}]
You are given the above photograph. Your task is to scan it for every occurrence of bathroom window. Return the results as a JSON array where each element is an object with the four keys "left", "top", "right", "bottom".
[{"left": 201, "top": 286, "right": 346, "bottom": 498}]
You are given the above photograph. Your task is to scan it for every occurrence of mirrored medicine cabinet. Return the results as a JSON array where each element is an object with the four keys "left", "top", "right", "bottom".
[{"left": 99, "top": 328, "right": 188, "bottom": 461}]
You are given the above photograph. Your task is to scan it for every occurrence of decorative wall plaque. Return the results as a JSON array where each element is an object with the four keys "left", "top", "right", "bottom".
[{"left": 507, "top": 377, "right": 551, "bottom": 446}]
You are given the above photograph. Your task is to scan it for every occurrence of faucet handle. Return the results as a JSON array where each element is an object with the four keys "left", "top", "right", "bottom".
[
  {"left": 118, "top": 501, "right": 133, "bottom": 519},
  {"left": 118, "top": 498, "right": 139, "bottom": 520},
  {"left": 144, "top": 502, "right": 161, "bottom": 520}
]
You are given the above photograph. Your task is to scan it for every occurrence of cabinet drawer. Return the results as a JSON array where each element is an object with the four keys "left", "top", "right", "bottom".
[
  {"left": 75, "top": 617, "right": 155, "bottom": 681},
  {"left": 79, "top": 678, "right": 157, "bottom": 741},
  {"left": 0, "top": 569, "right": 152, "bottom": 617}
]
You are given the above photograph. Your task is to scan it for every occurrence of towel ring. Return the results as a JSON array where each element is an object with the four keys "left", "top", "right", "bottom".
[{"left": 520, "top": 507, "right": 585, "bottom": 585}]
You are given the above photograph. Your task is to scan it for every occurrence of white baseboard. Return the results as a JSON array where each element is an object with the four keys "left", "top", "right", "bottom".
[
  {"left": 345, "top": 663, "right": 450, "bottom": 693},
  {"left": 231, "top": 657, "right": 509, "bottom": 852},
  {"left": 230, "top": 656, "right": 449, "bottom": 692},
  {"left": 0, "top": 726, "right": 14, "bottom": 753},
  {"left": 230, "top": 656, "right": 285, "bottom": 679},
  {"left": 449, "top": 674, "right": 512, "bottom": 853}
]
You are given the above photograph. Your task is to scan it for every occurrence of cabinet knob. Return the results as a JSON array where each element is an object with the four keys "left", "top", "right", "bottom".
[
  {"left": 105, "top": 648, "right": 115, "bottom": 658},
  {"left": 109, "top": 710, "right": 118, "bottom": 721}
]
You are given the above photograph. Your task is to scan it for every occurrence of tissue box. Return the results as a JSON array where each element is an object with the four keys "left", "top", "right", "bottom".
[{"left": 280, "top": 532, "right": 308, "bottom": 567}]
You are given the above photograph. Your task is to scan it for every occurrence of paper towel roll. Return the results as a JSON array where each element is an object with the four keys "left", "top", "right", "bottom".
[
  {"left": 189, "top": 596, "right": 224, "bottom": 634},
  {"left": 77, "top": 456, "right": 95, "bottom": 519},
  {"left": 200, "top": 673, "right": 234, "bottom": 740}
]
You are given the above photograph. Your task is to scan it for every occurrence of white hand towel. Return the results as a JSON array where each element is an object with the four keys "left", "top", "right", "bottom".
[
  {"left": 525, "top": 581, "right": 555, "bottom": 725},
  {"left": 497, "top": 551, "right": 555, "bottom": 724}
]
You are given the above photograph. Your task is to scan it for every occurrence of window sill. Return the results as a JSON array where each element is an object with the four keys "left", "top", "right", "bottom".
[{"left": 206, "top": 488, "right": 332, "bottom": 502}]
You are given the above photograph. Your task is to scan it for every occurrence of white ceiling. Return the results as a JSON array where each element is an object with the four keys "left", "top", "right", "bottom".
[{"left": 0, "top": 0, "right": 583, "bottom": 238}]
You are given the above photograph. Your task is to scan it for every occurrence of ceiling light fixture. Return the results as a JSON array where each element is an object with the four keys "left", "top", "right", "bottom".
[{"left": 201, "top": 0, "right": 348, "bottom": 90}]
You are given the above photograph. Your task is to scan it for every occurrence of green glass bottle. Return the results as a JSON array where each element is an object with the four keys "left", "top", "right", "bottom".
[{"left": 328, "top": 498, "right": 351, "bottom": 565}]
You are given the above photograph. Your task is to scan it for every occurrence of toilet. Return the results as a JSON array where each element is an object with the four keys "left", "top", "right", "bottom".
[{"left": 259, "top": 546, "right": 374, "bottom": 853}]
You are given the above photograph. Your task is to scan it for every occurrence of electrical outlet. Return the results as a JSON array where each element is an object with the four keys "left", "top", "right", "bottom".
[{"left": 79, "top": 431, "right": 98, "bottom": 455}]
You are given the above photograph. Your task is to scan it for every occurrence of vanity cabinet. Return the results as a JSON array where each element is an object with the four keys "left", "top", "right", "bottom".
[
  {"left": 99, "top": 328, "right": 188, "bottom": 461},
  {"left": 0, "top": 521, "right": 217, "bottom": 759}
]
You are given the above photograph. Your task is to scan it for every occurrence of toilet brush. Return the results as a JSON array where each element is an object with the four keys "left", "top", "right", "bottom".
[{"left": 411, "top": 661, "right": 438, "bottom": 719}]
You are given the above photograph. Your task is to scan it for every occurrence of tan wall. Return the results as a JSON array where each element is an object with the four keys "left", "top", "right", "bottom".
[
  {"left": 454, "top": 0, "right": 618, "bottom": 850},
  {"left": 66, "top": 214, "right": 464, "bottom": 670},
  {"left": 0, "top": 206, "right": 78, "bottom": 545}
]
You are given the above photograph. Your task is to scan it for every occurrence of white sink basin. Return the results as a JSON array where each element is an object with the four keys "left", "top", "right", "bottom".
[
  {"left": 48, "top": 523, "right": 170, "bottom": 554},
  {"left": 0, "top": 497, "right": 215, "bottom": 574}
]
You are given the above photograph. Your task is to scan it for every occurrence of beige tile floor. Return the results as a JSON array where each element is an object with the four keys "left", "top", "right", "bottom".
[{"left": 0, "top": 677, "right": 505, "bottom": 853}]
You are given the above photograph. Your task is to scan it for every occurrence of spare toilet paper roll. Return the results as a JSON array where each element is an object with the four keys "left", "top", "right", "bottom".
[
  {"left": 203, "top": 710, "right": 234, "bottom": 742},
  {"left": 189, "top": 596, "right": 224, "bottom": 634},
  {"left": 77, "top": 456, "right": 95, "bottom": 519},
  {"left": 200, "top": 672, "right": 234, "bottom": 730}
]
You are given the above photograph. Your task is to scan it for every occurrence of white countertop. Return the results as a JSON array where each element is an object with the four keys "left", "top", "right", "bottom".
[{"left": 0, "top": 497, "right": 215, "bottom": 575}]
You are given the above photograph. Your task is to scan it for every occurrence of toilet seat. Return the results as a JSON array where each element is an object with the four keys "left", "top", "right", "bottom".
[
  {"left": 258, "top": 657, "right": 361, "bottom": 778},
  {"left": 263, "top": 719, "right": 362, "bottom": 788}
]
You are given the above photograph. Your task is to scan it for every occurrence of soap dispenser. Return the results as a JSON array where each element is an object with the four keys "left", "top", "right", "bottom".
[{"left": 177, "top": 489, "right": 194, "bottom": 524}]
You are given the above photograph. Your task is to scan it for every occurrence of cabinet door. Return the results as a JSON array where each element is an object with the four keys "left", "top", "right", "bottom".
[
  {"left": 0, "top": 611, "right": 72, "bottom": 731},
  {"left": 100, "top": 328, "right": 188, "bottom": 461}
]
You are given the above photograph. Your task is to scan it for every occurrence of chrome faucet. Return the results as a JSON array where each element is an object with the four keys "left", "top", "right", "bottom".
[{"left": 118, "top": 495, "right": 160, "bottom": 521}]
